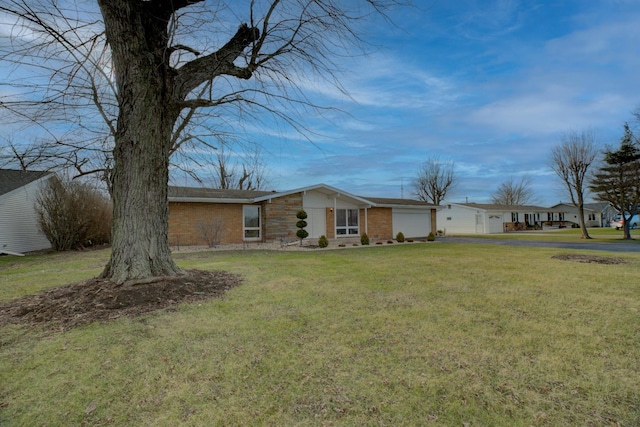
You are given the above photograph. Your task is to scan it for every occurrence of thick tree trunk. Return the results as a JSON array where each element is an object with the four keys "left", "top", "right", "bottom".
[
  {"left": 101, "top": 102, "right": 183, "bottom": 284},
  {"left": 98, "top": 0, "right": 182, "bottom": 283},
  {"left": 96, "top": 1, "right": 258, "bottom": 283}
]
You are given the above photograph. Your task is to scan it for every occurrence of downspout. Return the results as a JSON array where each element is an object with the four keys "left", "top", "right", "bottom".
[
  {"left": 431, "top": 209, "right": 437, "bottom": 236},
  {"left": 364, "top": 206, "right": 368, "bottom": 235},
  {"left": 333, "top": 196, "right": 337, "bottom": 237}
]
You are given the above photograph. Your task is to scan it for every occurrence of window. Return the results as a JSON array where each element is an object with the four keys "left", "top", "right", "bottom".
[
  {"left": 336, "top": 208, "right": 359, "bottom": 236},
  {"left": 243, "top": 205, "right": 261, "bottom": 240},
  {"left": 511, "top": 212, "right": 518, "bottom": 222}
]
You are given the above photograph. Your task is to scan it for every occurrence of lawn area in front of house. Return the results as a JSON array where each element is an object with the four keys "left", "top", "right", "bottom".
[{"left": 1, "top": 242, "right": 639, "bottom": 426}]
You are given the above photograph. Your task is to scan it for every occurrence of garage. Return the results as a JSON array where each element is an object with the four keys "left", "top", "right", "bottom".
[
  {"left": 488, "top": 215, "right": 504, "bottom": 234},
  {"left": 392, "top": 208, "right": 431, "bottom": 238}
]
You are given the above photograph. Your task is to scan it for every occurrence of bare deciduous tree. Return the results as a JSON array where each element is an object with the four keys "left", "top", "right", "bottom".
[
  {"left": 491, "top": 175, "right": 536, "bottom": 206},
  {"left": 412, "top": 156, "right": 455, "bottom": 205},
  {"left": 550, "top": 129, "right": 598, "bottom": 239},
  {"left": 1, "top": 0, "right": 405, "bottom": 284},
  {"left": 208, "top": 145, "right": 270, "bottom": 190}
]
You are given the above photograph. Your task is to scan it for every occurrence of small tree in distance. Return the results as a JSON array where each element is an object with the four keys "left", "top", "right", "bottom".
[
  {"left": 491, "top": 175, "right": 536, "bottom": 205},
  {"left": 550, "top": 129, "right": 598, "bottom": 239},
  {"left": 412, "top": 156, "right": 455, "bottom": 205}
]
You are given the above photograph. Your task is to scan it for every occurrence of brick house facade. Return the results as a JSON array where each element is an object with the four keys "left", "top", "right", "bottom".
[{"left": 168, "top": 184, "right": 438, "bottom": 246}]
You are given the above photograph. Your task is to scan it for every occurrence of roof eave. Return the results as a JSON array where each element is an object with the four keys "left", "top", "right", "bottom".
[{"left": 169, "top": 197, "right": 257, "bottom": 204}]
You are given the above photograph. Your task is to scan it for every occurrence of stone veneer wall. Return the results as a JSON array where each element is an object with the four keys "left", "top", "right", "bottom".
[
  {"left": 263, "top": 192, "right": 303, "bottom": 242},
  {"left": 168, "top": 202, "right": 244, "bottom": 246}
]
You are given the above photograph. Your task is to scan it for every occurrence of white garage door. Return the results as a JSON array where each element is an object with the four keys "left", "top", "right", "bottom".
[
  {"left": 392, "top": 209, "right": 430, "bottom": 238},
  {"left": 488, "top": 215, "right": 503, "bottom": 234}
]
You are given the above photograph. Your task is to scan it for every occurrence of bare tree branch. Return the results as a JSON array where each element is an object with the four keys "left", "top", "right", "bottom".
[
  {"left": 550, "top": 129, "right": 598, "bottom": 238},
  {"left": 491, "top": 175, "right": 537, "bottom": 206},
  {"left": 412, "top": 156, "right": 455, "bottom": 205}
]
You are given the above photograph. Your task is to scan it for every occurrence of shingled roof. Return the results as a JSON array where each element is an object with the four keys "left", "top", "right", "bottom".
[
  {"left": 459, "top": 202, "right": 562, "bottom": 211},
  {"left": 363, "top": 197, "right": 431, "bottom": 207},
  {"left": 168, "top": 186, "right": 275, "bottom": 201},
  {"left": 168, "top": 184, "right": 436, "bottom": 208},
  {"left": 0, "top": 169, "right": 52, "bottom": 197}
]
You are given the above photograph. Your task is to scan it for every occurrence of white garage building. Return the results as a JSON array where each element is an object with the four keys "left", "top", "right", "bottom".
[{"left": 437, "top": 202, "right": 571, "bottom": 234}]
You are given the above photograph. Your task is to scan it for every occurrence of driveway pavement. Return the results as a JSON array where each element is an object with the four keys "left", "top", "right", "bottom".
[{"left": 440, "top": 236, "right": 640, "bottom": 253}]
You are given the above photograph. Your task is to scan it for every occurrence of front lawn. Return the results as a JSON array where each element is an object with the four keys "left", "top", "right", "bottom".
[{"left": 1, "top": 243, "right": 639, "bottom": 426}]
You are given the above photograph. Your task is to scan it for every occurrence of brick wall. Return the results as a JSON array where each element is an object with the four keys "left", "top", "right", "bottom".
[
  {"left": 326, "top": 208, "right": 335, "bottom": 239},
  {"left": 168, "top": 202, "right": 244, "bottom": 246},
  {"left": 263, "top": 193, "right": 303, "bottom": 242},
  {"left": 366, "top": 207, "right": 393, "bottom": 240}
]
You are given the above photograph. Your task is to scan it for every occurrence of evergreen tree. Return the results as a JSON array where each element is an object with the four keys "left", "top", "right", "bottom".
[{"left": 589, "top": 124, "right": 640, "bottom": 239}]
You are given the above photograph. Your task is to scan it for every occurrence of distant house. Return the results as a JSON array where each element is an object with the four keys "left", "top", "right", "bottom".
[
  {"left": 550, "top": 202, "right": 612, "bottom": 228},
  {"left": 168, "top": 184, "right": 439, "bottom": 246},
  {"left": 584, "top": 202, "right": 618, "bottom": 227},
  {"left": 0, "top": 169, "right": 54, "bottom": 254},
  {"left": 437, "top": 203, "right": 573, "bottom": 234}
]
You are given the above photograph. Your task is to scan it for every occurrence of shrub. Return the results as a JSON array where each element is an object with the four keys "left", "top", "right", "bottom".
[
  {"left": 196, "top": 217, "right": 225, "bottom": 247},
  {"left": 360, "top": 233, "right": 370, "bottom": 245},
  {"left": 318, "top": 235, "right": 329, "bottom": 248},
  {"left": 396, "top": 232, "right": 405, "bottom": 242},
  {"left": 36, "top": 177, "right": 112, "bottom": 251},
  {"left": 296, "top": 210, "right": 309, "bottom": 245},
  {"left": 427, "top": 232, "right": 436, "bottom": 241}
]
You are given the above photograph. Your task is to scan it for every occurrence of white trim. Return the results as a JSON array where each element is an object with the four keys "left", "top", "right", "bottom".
[{"left": 335, "top": 208, "right": 360, "bottom": 237}]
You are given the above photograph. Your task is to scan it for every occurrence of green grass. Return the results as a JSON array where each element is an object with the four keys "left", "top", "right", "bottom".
[{"left": 2, "top": 243, "right": 640, "bottom": 426}]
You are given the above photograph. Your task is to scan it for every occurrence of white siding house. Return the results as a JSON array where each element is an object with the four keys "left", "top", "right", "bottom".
[
  {"left": 0, "top": 169, "right": 53, "bottom": 254},
  {"left": 438, "top": 202, "right": 572, "bottom": 234},
  {"left": 551, "top": 202, "right": 616, "bottom": 227}
]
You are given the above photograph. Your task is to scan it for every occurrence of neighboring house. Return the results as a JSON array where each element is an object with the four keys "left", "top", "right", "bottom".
[
  {"left": 550, "top": 202, "right": 606, "bottom": 228},
  {"left": 0, "top": 169, "right": 54, "bottom": 254},
  {"left": 437, "top": 203, "right": 573, "bottom": 234},
  {"left": 584, "top": 202, "right": 617, "bottom": 227},
  {"left": 168, "top": 184, "right": 439, "bottom": 246}
]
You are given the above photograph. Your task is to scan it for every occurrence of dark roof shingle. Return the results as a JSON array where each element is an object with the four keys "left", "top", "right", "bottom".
[
  {"left": 168, "top": 186, "right": 274, "bottom": 200},
  {"left": 0, "top": 169, "right": 52, "bottom": 196}
]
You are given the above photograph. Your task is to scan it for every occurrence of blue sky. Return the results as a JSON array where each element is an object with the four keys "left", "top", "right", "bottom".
[
  {"left": 2, "top": 1, "right": 639, "bottom": 207},
  {"left": 233, "top": 0, "right": 640, "bottom": 206}
]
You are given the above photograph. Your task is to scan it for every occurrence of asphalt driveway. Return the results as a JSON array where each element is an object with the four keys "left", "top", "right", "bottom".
[{"left": 440, "top": 236, "right": 640, "bottom": 253}]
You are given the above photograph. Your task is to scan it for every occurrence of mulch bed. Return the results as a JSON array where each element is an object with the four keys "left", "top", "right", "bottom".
[
  {"left": 551, "top": 254, "right": 627, "bottom": 265},
  {"left": 0, "top": 269, "right": 242, "bottom": 331}
]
